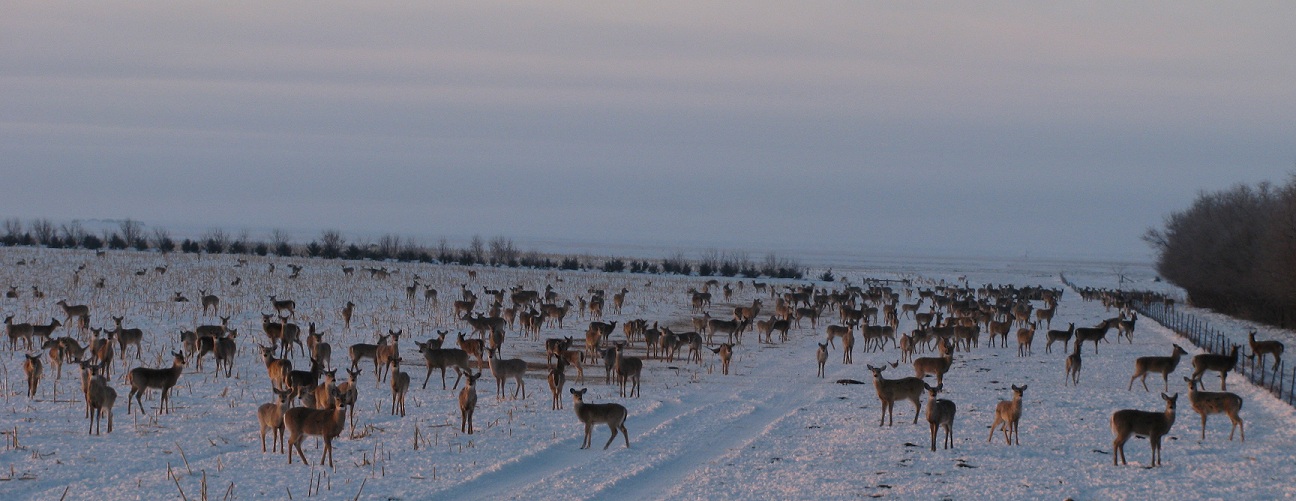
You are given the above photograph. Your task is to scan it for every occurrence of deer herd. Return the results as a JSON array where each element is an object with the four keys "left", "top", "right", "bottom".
[{"left": 1, "top": 249, "right": 1287, "bottom": 474}]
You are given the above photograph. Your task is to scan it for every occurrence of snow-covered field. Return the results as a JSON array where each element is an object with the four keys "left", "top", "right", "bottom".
[{"left": 2, "top": 246, "right": 1295, "bottom": 500}]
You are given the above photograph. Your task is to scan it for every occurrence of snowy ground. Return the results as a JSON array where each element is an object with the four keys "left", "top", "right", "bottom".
[{"left": 2, "top": 246, "right": 1295, "bottom": 500}]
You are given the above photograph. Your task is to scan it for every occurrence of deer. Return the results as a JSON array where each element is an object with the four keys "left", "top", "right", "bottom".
[
  {"left": 341, "top": 301, "right": 355, "bottom": 330},
  {"left": 55, "top": 300, "right": 90, "bottom": 331},
  {"left": 1015, "top": 321, "right": 1036, "bottom": 357},
  {"left": 459, "top": 371, "right": 483, "bottom": 434},
  {"left": 257, "top": 387, "right": 294, "bottom": 452},
  {"left": 913, "top": 339, "right": 955, "bottom": 386},
  {"left": 269, "top": 295, "right": 296, "bottom": 318},
  {"left": 276, "top": 315, "right": 305, "bottom": 358},
  {"left": 284, "top": 386, "right": 347, "bottom": 468},
  {"left": 1116, "top": 312, "right": 1137, "bottom": 343},
  {"left": 389, "top": 357, "right": 410, "bottom": 416},
  {"left": 545, "top": 336, "right": 574, "bottom": 368},
  {"left": 457, "top": 331, "right": 486, "bottom": 370},
  {"left": 924, "top": 383, "right": 956, "bottom": 451},
  {"left": 816, "top": 343, "right": 828, "bottom": 378},
  {"left": 1191, "top": 344, "right": 1240, "bottom": 391},
  {"left": 1074, "top": 318, "right": 1117, "bottom": 354},
  {"left": 199, "top": 290, "right": 220, "bottom": 316},
  {"left": 1183, "top": 376, "right": 1244, "bottom": 442},
  {"left": 1064, "top": 341, "right": 1083, "bottom": 386},
  {"left": 486, "top": 346, "right": 527, "bottom": 400},
  {"left": 707, "top": 317, "right": 747, "bottom": 345},
  {"left": 1033, "top": 305, "right": 1055, "bottom": 329},
  {"left": 1248, "top": 330, "right": 1284, "bottom": 375},
  {"left": 867, "top": 364, "right": 926, "bottom": 426},
  {"left": 988, "top": 384, "right": 1026, "bottom": 445},
  {"left": 91, "top": 328, "right": 115, "bottom": 376},
  {"left": 127, "top": 351, "right": 186, "bottom": 415},
  {"left": 23, "top": 354, "right": 42, "bottom": 398},
  {"left": 349, "top": 332, "right": 390, "bottom": 373},
  {"left": 28, "top": 318, "right": 62, "bottom": 348},
  {"left": 1044, "top": 323, "right": 1075, "bottom": 354},
  {"left": 336, "top": 368, "right": 361, "bottom": 429},
  {"left": 305, "top": 369, "right": 338, "bottom": 409},
  {"left": 710, "top": 343, "right": 734, "bottom": 375},
  {"left": 570, "top": 388, "right": 630, "bottom": 450},
  {"left": 824, "top": 323, "right": 853, "bottom": 349},
  {"left": 287, "top": 357, "right": 326, "bottom": 396},
  {"left": 417, "top": 340, "right": 472, "bottom": 390},
  {"left": 613, "top": 342, "right": 642, "bottom": 398},
  {"left": 5, "top": 315, "right": 34, "bottom": 351},
  {"left": 259, "top": 345, "right": 293, "bottom": 391},
  {"left": 306, "top": 324, "right": 331, "bottom": 370},
  {"left": 549, "top": 357, "right": 568, "bottom": 410},
  {"left": 1128, "top": 344, "right": 1188, "bottom": 392},
  {"left": 374, "top": 329, "right": 401, "bottom": 382},
  {"left": 1111, "top": 393, "right": 1177, "bottom": 467},
  {"left": 87, "top": 369, "right": 117, "bottom": 435}
]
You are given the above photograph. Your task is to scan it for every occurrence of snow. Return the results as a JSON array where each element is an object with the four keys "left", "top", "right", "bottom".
[{"left": 2, "top": 246, "right": 1295, "bottom": 500}]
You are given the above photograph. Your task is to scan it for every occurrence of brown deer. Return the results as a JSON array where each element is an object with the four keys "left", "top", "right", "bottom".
[
  {"left": 1184, "top": 376, "right": 1244, "bottom": 442},
  {"left": 348, "top": 332, "right": 390, "bottom": 373},
  {"left": 1191, "top": 344, "right": 1240, "bottom": 391},
  {"left": 1044, "top": 323, "right": 1075, "bottom": 354},
  {"left": 199, "top": 290, "right": 220, "bottom": 316},
  {"left": 867, "top": 364, "right": 926, "bottom": 426},
  {"left": 87, "top": 369, "right": 116, "bottom": 435},
  {"left": 816, "top": 343, "right": 828, "bottom": 378},
  {"left": 988, "top": 384, "right": 1026, "bottom": 445},
  {"left": 1128, "top": 344, "right": 1187, "bottom": 392},
  {"left": 1248, "top": 330, "right": 1284, "bottom": 375},
  {"left": 710, "top": 343, "right": 734, "bottom": 375},
  {"left": 457, "top": 331, "right": 485, "bottom": 370},
  {"left": 1015, "top": 322, "right": 1036, "bottom": 357},
  {"left": 257, "top": 387, "right": 294, "bottom": 452},
  {"left": 549, "top": 358, "right": 568, "bottom": 410},
  {"left": 487, "top": 346, "right": 527, "bottom": 400},
  {"left": 913, "top": 339, "right": 954, "bottom": 386},
  {"left": 389, "top": 357, "right": 410, "bottom": 416},
  {"left": 23, "top": 354, "right": 42, "bottom": 398},
  {"left": 459, "top": 371, "right": 483, "bottom": 434},
  {"left": 416, "top": 340, "right": 472, "bottom": 390},
  {"left": 259, "top": 345, "right": 293, "bottom": 391},
  {"left": 374, "top": 330, "right": 402, "bottom": 382},
  {"left": 1074, "top": 318, "right": 1117, "bottom": 354},
  {"left": 924, "top": 383, "right": 956, "bottom": 451},
  {"left": 1064, "top": 341, "right": 1083, "bottom": 386},
  {"left": 342, "top": 301, "right": 355, "bottom": 330},
  {"left": 284, "top": 387, "right": 347, "bottom": 468},
  {"left": 570, "top": 388, "right": 630, "bottom": 450},
  {"left": 613, "top": 343, "right": 642, "bottom": 398},
  {"left": 127, "top": 351, "right": 186, "bottom": 415},
  {"left": 269, "top": 295, "right": 296, "bottom": 318},
  {"left": 1111, "top": 393, "right": 1177, "bottom": 467}
]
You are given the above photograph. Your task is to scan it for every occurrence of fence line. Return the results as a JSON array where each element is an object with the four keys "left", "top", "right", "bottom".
[{"left": 1059, "top": 274, "right": 1296, "bottom": 407}]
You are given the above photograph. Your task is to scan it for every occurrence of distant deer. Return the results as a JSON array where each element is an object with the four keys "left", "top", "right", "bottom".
[
  {"left": 867, "top": 364, "right": 926, "bottom": 426},
  {"left": 1064, "top": 341, "right": 1083, "bottom": 386},
  {"left": 1015, "top": 322, "right": 1036, "bottom": 357},
  {"left": 988, "top": 385, "right": 1026, "bottom": 445},
  {"left": 924, "top": 383, "right": 956, "bottom": 451},
  {"left": 389, "top": 357, "right": 410, "bottom": 416},
  {"left": 816, "top": 343, "right": 828, "bottom": 378},
  {"left": 1248, "top": 330, "right": 1284, "bottom": 375},
  {"left": 55, "top": 300, "right": 90, "bottom": 331},
  {"left": 549, "top": 358, "right": 568, "bottom": 410},
  {"left": 1044, "top": 323, "right": 1075, "bottom": 354},
  {"left": 269, "top": 295, "right": 296, "bottom": 318},
  {"left": 127, "top": 351, "right": 186, "bottom": 415},
  {"left": 23, "top": 354, "right": 42, "bottom": 398},
  {"left": 87, "top": 369, "right": 116, "bottom": 435},
  {"left": 1191, "top": 344, "right": 1240, "bottom": 391},
  {"left": 570, "top": 388, "right": 630, "bottom": 450},
  {"left": 342, "top": 301, "right": 355, "bottom": 330},
  {"left": 1128, "top": 344, "right": 1187, "bottom": 392},
  {"left": 199, "top": 290, "right": 220, "bottom": 316},
  {"left": 459, "top": 371, "right": 482, "bottom": 434},
  {"left": 1111, "top": 393, "right": 1177, "bottom": 467},
  {"left": 613, "top": 343, "right": 642, "bottom": 398},
  {"left": 1184, "top": 376, "right": 1244, "bottom": 442}
]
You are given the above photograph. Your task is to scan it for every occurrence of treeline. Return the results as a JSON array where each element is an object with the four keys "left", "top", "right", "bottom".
[
  {"left": 0, "top": 218, "right": 804, "bottom": 280},
  {"left": 1144, "top": 177, "right": 1296, "bottom": 327}
]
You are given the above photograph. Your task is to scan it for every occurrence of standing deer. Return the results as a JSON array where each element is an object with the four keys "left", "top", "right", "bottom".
[
  {"left": 924, "top": 383, "right": 956, "bottom": 451},
  {"left": 417, "top": 340, "right": 472, "bottom": 390},
  {"left": 87, "top": 370, "right": 116, "bottom": 435},
  {"left": 199, "top": 290, "right": 220, "bottom": 316},
  {"left": 284, "top": 387, "right": 346, "bottom": 468},
  {"left": 1184, "top": 376, "right": 1244, "bottom": 442},
  {"left": 913, "top": 339, "right": 954, "bottom": 386},
  {"left": 1015, "top": 322, "right": 1036, "bottom": 357},
  {"left": 1128, "top": 344, "right": 1187, "bottom": 392},
  {"left": 816, "top": 343, "right": 828, "bottom": 378},
  {"left": 1064, "top": 341, "right": 1083, "bottom": 386},
  {"left": 342, "top": 301, "right": 355, "bottom": 330},
  {"left": 549, "top": 357, "right": 568, "bottom": 410},
  {"left": 867, "top": 364, "right": 926, "bottom": 426},
  {"left": 459, "top": 371, "right": 482, "bottom": 434},
  {"left": 710, "top": 343, "right": 734, "bottom": 375},
  {"left": 486, "top": 346, "right": 527, "bottom": 400},
  {"left": 1191, "top": 344, "right": 1240, "bottom": 391},
  {"left": 570, "top": 388, "right": 630, "bottom": 450},
  {"left": 258, "top": 387, "right": 294, "bottom": 452},
  {"left": 269, "top": 295, "right": 296, "bottom": 318},
  {"left": 127, "top": 351, "right": 186, "bottom": 415},
  {"left": 389, "top": 357, "right": 410, "bottom": 416},
  {"left": 23, "top": 354, "right": 42, "bottom": 398},
  {"left": 613, "top": 343, "right": 642, "bottom": 398},
  {"left": 1044, "top": 323, "right": 1075, "bottom": 354},
  {"left": 1111, "top": 393, "right": 1177, "bottom": 467},
  {"left": 1248, "top": 331, "right": 1284, "bottom": 375},
  {"left": 988, "top": 384, "right": 1026, "bottom": 445}
]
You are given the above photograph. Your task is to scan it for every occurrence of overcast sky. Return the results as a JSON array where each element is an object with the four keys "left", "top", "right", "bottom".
[{"left": 2, "top": 2, "right": 1293, "bottom": 262}]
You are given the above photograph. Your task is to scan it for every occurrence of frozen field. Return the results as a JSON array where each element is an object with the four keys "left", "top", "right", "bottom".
[{"left": 2, "top": 246, "right": 1294, "bottom": 500}]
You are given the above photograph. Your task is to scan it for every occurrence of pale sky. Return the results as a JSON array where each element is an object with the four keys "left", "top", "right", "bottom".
[{"left": 3, "top": 2, "right": 1293, "bottom": 261}]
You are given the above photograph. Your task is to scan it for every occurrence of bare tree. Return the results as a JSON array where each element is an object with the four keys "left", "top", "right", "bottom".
[
  {"left": 30, "top": 218, "right": 55, "bottom": 245},
  {"left": 119, "top": 219, "right": 144, "bottom": 246},
  {"left": 320, "top": 230, "right": 344, "bottom": 259},
  {"left": 489, "top": 236, "right": 518, "bottom": 265},
  {"left": 469, "top": 235, "right": 485, "bottom": 264}
]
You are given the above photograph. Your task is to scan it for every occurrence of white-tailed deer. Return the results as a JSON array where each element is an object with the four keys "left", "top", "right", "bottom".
[
  {"left": 613, "top": 342, "right": 642, "bottom": 398},
  {"left": 416, "top": 340, "right": 471, "bottom": 390},
  {"left": 459, "top": 371, "right": 482, "bottom": 434},
  {"left": 816, "top": 343, "right": 828, "bottom": 378},
  {"left": 913, "top": 339, "right": 954, "bottom": 386},
  {"left": 1191, "top": 344, "right": 1240, "bottom": 391},
  {"left": 6, "top": 315, "right": 34, "bottom": 351},
  {"left": 1015, "top": 322, "right": 1036, "bottom": 357},
  {"left": 570, "top": 388, "right": 630, "bottom": 450},
  {"left": 1116, "top": 312, "right": 1137, "bottom": 343},
  {"left": 389, "top": 357, "right": 410, "bottom": 416},
  {"left": 1184, "top": 376, "right": 1244, "bottom": 441},
  {"left": 1248, "top": 330, "right": 1284, "bottom": 375},
  {"left": 988, "top": 384, "right": 1026, "bottom": 445},
  {"left": 348, "top": 332, "right": 390, "bottom": 373},
  {"left": 1074, "top": 318, "right": 1116, "bottom": 354},
  {"left": 342, "top": 301, "right": 355, "bottom": 330},
  {"left": 374, "top": 329, "right": 402, "bottom": 383},
  {"left": 1064, "top": 341, "right": 1082, "bottom": 386},
  {"left": 549, "top": 358, "right": 568, "bottom": 410},
  {"left": 710, "top": 343, "right": 734, "bottom": 375},
  {"left": 87, "top": 370, "right": 116, "bottom": 435},
  {"left": 1128, "top": 344, "right": 1187, "bottom": 392},
  {"left": 1033, "top": 306, "right": 1055, "bottom": 329},
  {"left": 867, "top": 364, "right": 926, "bottom": 426},
  {"left": 1111, "top": 392, "right": 1177, "bottom": 467},
  {"left": 269, "top": 295, "right": 296, "bottom": 318},
  {"left": 284, "top": 387, "right": 346, "bottom": 468},
  {"left": 258, "top": 387, "right": 294, "bottom": 452},
  {"left": 259, "top": 345, "right": 293, "bottom": 391},
  {"left": 91, "top": 328, "right": 114, "bottom": 376},
  {"left": 486, "top": 346, "right": 527, "bottom": 400},
  {"left": 23, "top": 354, "right": 42, "bottom": 398},
  {"left": 924, "top": 383, "right": 956, "bottom": 451},
  {"left": 824, "top": 323, "right": 853, "bottom": 349},
  {"left": 55, "top": 300, "right": 90, "bottom": 330},
  {"left": 199, "top": 290, "right": 219, "bottom": 316},
  {"left": 1044, "top": 323, "right": 1075, "bottom": 354},
  {"left": 336, "top": 368, "right": 361, "bottom": 427},
  {"left": 545, "top": 336, "right": 574, "bottom": 368},
  {"left": 127, "top": 351, "right": 186, "bottom": 415},
  {"left": 28, "top": 318, "right": 62, "bottom": 348},
  {"left": 457, "top": 331, "right": 485, "bottom": 370}
]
